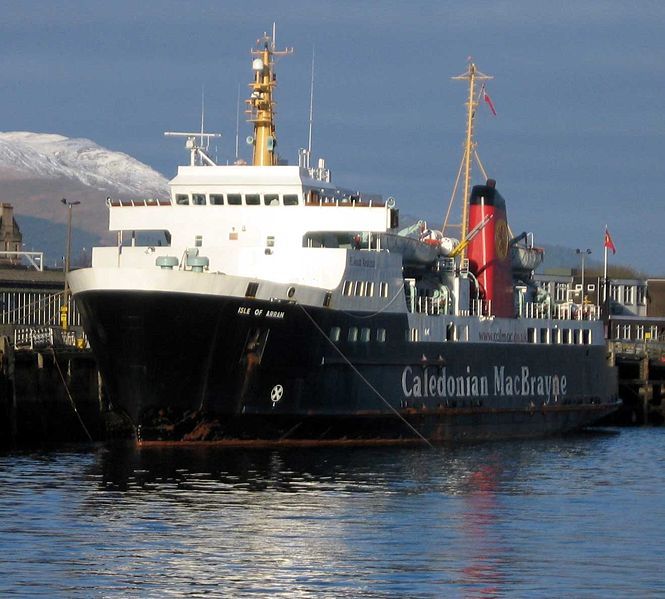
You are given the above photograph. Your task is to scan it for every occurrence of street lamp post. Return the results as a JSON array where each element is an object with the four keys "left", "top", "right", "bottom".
[
  {"left": 61, "top": 198, "right": 81, "bottom": 330},
  {"left": 576, "top": 248, "right": 592, "bottom": 304}
]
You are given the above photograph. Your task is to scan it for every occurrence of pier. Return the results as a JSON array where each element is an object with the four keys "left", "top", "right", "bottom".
[
  {"left": 609, "top": 339, "right": 665, "bottom": 425},
  {"left": 0, "top": 330, "right": 103, "bottom": 444},
  {"left": 0, "top": 264, "right": 111, "bottom": 446}
]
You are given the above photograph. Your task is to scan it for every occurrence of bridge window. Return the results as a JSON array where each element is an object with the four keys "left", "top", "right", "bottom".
[
  {"left": 329, "top": 327, "right": 341, "bottom": 342},
  {"left": 365, "top": 282, "right": 375, "bottom": 297},
  {"left": 360, "top": 328, "right": 370, "bottom": 342},
  {"left": 228, "top": 194, "right": 242, "bottom": 205},
  {"left": 348, "top": 327, "right": 358, "bottom": 342},
  {"left": 379, "top": 282, "right": 389, "bottom": 298},
  {"left": 342, "top": 281, "right": 353, "bottom": 296},
  {"left": 210, "top": 194, "right": 224, "bottom": 205},
  {"left": 245, "top": 194, "right": 260, "bottom": 205},
  {"left": 192, "top": 193, "right": 206, "bottom": 205},
  {"left": 175, "top": 194, "right": 189, "bottom": 205},
  {"left": 264, "top": 194, "right": 279, "bottom": 206},
  {"left": 283, "top": 194, "right": 299, "bottom": 206},
  {"left": 376, "top": 328, "right": 386, "bottom": 342}
]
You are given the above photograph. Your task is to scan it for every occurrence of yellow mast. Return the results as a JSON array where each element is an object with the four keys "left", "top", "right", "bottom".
[
  {"left": 246, "top": 30, "right": 293, "bottom": 166},
  {"left": 451, "top": 61, "right": 492, "bottom": 259}
]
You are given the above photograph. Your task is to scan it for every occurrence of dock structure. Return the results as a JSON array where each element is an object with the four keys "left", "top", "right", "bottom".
[
  {"left": 0, "top": 267, "right": 114, "bottom": 446},
  {"left": 609, "top": 339, "right": 665, "bottom": 425}
]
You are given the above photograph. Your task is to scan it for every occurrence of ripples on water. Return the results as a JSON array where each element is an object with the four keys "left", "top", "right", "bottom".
[{"left": 1, "top": 429, "right": 664, "bottom": 597}]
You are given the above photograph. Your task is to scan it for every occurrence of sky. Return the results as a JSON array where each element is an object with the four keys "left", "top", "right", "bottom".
[{"left": 1, "top": 0, "right": 664, "bottom": 274}]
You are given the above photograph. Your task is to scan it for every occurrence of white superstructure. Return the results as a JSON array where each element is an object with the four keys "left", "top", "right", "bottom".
[{"left": 94, "top": 162, "right": 393, "bottom": 289}]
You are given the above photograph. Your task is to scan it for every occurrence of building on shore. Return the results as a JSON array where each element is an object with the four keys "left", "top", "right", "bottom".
[{"left": 0, "top": 203, "right": 23, "bottom": 268}]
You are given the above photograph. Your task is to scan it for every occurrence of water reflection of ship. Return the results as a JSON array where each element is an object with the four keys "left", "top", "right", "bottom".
[
  {"left": 460, "top": 460, "right": 509, "bottom": 597},
  {"left": 90, "top": 440, "right": 618, "bottom": 595}
]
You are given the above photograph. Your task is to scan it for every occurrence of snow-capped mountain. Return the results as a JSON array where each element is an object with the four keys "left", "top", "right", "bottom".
[
  {"left": 0, "top": 132, "right": 170, "bottom": 256},
  {"left": 0, "top": 131, "right": 168, "bottom": 198}
]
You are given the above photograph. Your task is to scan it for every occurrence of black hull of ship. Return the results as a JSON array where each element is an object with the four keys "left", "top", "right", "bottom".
[{"left": 76, "top": 290, "right": 619, "bottom": 443}]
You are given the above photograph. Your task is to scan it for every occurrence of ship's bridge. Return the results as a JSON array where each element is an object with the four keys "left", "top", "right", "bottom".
[
  {"left": 106, "top": 164, "right": 394, "bottom": 251},
  {"left": 94, "top": 163, "right": 397, "bottom": 287}
]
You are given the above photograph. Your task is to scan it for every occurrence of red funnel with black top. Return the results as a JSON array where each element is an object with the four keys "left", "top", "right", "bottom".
[{"left": 466, "top": 179, "right": 513, "bottom": 317}]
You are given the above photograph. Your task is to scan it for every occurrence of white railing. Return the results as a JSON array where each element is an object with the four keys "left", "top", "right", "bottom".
[
  {"left": 0, "top": 251, "right": 44, "bottom": 271},
  {"left": 13, "top": 327, "right": 80, "bottom": 350},
  {"left": 523, "top": 301, "right": 599, "bottom": 321},
  {"left": 413, "top": 296, "right": 444, "bottom": 315},
  {"left": 1, "top": 291, "right": 82, "bottom": 327},
  {"left": 407, "top": 294, "right": 599, "bottom": 322}
]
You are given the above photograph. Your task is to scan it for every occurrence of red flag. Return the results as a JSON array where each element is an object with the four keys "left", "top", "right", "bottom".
[
  {"left": 604, "top": 227, "right": 616, "bottom": 255},
  {"left": 483, "top": 88, "right": 497, "bottom": 116}
]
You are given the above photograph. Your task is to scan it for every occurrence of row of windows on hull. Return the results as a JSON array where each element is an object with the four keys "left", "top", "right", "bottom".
[
  {"left": 330, "top": 326, "right": 386, "bottom": 343},
  {"left": 528, "top": 327, "right": 592, "bottom": 345},
  {"left": 341, "top": 280, "right": 390, "bottom": 298},
  {"left": 329, "top": 324, "right": 466, "bottom": 344},
  {"left": 175, "top": 192, "right": 300, "bottom": 207},
  {"left": 329, "top": 324, "right": 595, "bottom": 345}
]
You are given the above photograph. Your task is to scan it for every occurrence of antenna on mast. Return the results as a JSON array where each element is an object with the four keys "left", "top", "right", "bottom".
[
  {"left": 247, "top": 26, "right": 293, "bottom": 166},
  {"left": 235, "top": 83, "right": 240, "bottom": 161},
  {"left": 307, "top": 45, "right": 315, "bottom": 165},
  {"left": 200, "top": 85, "right": 206, "bottom": 150},
  {"left": 448, "top": 59, "right": 493, "bottom": 260}
]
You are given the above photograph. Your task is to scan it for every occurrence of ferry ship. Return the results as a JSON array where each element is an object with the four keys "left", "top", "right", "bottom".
[{"left": 69, "top": 33, "right": 620, "bottom": 443}]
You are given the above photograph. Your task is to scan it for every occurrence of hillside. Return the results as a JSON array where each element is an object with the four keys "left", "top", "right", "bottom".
[{"left": 0, "top": 132, "right": 169, "bottom": 247}]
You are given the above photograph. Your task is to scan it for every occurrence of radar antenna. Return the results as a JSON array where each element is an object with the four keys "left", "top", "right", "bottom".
[{"left": 164, "top": 131, "right": 222, "bottom": 166}]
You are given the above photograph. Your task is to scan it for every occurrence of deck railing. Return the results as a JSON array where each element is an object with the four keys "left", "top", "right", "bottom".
[
  {"left": 108, "top": 198, "right": 171, "bottom": 207},
  {"left": 407, "top": 295, "right": 599, "bottom": 321}
]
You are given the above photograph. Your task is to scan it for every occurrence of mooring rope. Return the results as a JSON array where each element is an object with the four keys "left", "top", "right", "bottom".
[
  {"left": 50, "top": 347, "right": 93, "bottom": 443},
  {"left": 295, "top": 301, "right": 433, "bottom": 448}
]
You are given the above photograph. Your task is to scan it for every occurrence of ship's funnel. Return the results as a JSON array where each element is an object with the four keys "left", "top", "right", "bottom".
[{"left": 466, "top": 180, "right": 513, "bottom": 317}]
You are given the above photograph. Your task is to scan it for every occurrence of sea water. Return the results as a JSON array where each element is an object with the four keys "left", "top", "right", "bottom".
[{"left": 1, "top": 428, "right": 664, "bottom": 597}]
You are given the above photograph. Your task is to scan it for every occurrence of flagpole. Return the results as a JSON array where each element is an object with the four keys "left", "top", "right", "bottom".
[
  {"left": 604, "top": 246, "right": 608, "bottom": 299},
  {"left": 603, "top": 225, "right": 609, "bottom": 302}
]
